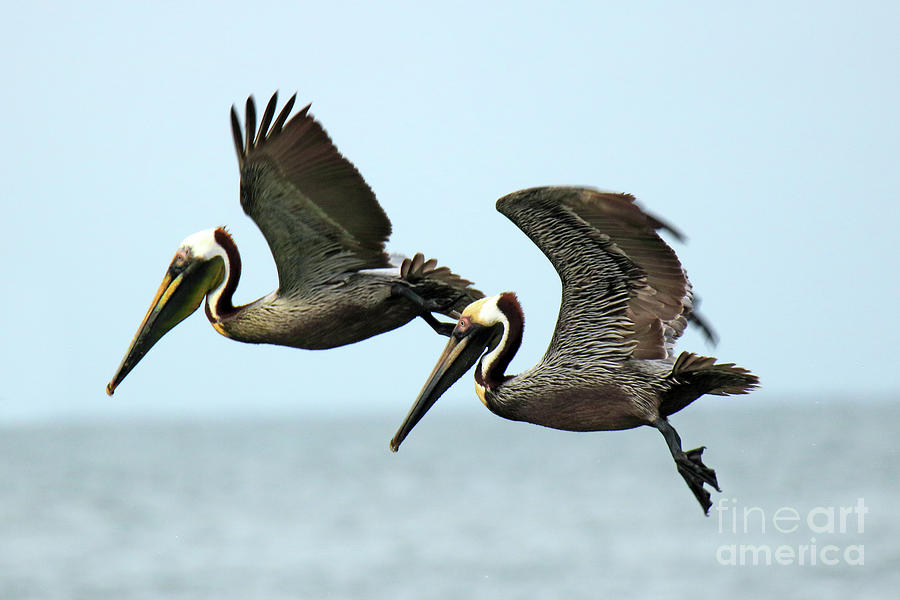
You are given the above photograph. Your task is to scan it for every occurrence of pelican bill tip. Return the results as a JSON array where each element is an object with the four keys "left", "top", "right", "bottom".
[{"left": 105, "top": 382, "right": 116, "bottom": 396}]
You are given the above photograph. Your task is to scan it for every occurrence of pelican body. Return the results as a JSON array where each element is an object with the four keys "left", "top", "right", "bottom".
[
  {"left": 391, "top": 187, "right": 758, "bottom": 514},
  {"left": 107, "top": 93, "right": 482, "bottom": 395}
]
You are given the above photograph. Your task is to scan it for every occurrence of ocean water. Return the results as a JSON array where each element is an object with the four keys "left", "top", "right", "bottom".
[{"left": 0, "top": 401, "right": 897, "bottom": 599}]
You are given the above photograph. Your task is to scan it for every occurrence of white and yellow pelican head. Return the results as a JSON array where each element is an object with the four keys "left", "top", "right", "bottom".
[
  {"left": 390, "top": 292, "right": 523, "bottom": 451},
  {"left": 106, "top": 227, "right": 237, "bottom": 395}
]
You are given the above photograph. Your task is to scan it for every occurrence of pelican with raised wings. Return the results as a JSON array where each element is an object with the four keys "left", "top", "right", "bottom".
[
  {"left": 390, "top": 187, "right": 757, "bottom": 514},
  {"left": 107, "top": 92, "right": 482, "bottom": 395}
]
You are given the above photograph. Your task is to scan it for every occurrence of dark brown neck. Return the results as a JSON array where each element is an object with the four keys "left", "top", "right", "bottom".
[
  {"left": 475, "top": 292, "right": 524, "bottom": 389},
  {"left": 206, "top": 228, "right": 242, "bottom": 319}
]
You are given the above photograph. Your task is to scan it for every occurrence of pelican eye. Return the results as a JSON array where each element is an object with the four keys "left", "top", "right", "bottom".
[
  {"left": 453, "top": 316, "right": 473, "bottom": 338},
  {"left": 171, "top": 249, "right": 191, "bottom": 271}
]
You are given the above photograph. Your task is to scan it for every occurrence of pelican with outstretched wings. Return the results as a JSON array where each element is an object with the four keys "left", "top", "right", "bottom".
[
  {"left": 107, "top": 92, "right": 482, "bottom": 395},
  {"left": 390, "top": 187, "right": 757, "bottom": 514}
]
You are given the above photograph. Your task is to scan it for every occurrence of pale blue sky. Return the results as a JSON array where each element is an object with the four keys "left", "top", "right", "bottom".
[{"left": 1, "top": 1, "right": 898, "bottom": 423}]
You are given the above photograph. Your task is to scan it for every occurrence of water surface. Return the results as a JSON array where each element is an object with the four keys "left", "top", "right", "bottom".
[{"left": 1, "top": 401, "right": 896, "bottom": 599}]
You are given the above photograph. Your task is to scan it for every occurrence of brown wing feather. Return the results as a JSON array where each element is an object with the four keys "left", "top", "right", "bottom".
[
  {"left": 561, "top": 189, "right": 690, "bottom": 359},
  {"left": 497, "top": 186, "right": 692, "bottom": 364},
  {"left": 231, "top": 92, "right": 392, "bottom": 294}
]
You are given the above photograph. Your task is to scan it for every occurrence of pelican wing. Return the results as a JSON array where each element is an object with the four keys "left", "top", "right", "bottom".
[
  {"left": 496, "top": 186, "right": 691, "bottom": 365},
  {"left": 231, "top": 93, "right": 392, "bottom": 294}
]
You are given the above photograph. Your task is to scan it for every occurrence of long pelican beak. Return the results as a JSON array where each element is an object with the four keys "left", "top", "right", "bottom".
[
  {"left": 390, "top": 324, "right": 499, "bottom": 451},
  {"left": 106, "top": 255, "right": 224, "bottom": 395}
]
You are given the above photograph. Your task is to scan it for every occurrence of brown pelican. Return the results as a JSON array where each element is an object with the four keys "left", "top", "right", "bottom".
[
  {"left": 107, "top": 92, "right": 482, "bottom": 395},
  {"left": 390, "top": 187, "right": 758, "bottom": 514}
]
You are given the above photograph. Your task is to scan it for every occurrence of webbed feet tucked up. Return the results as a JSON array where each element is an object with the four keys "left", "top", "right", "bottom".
[{"left": 391, "top": 283, "right": 457, "bottom": 337}]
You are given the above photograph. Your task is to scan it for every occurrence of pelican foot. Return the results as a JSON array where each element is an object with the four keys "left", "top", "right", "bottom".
[
  {"left": 674, "top": 446, "right": 720, "bottom": 515},
  {"left": 390, "top": 283, "right": 458, "bottom": 313},
  {"left": 653, "top": 417, "right": 720, "bottom": 516},
  {"left": 421, "top": 314, "right": 455, "bottom": 336},
  {"left": 421, "top": 296, "right": 458, "bottom": 314},
  {"left": 391, "top": 284, "right": 457, "bottom": 336}
]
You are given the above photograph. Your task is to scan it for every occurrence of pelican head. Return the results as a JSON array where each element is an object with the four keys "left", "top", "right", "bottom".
[
  {"left": 106, "top": 228, "right": 234, "bottom": 395},
  {"left": 390, "top": 293, "right": 523, "bottom": 451}
]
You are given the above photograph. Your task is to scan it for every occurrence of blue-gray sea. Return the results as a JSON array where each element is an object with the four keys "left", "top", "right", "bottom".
[{"left": 1, "top": 401, "right": 897, "bottom": 599}]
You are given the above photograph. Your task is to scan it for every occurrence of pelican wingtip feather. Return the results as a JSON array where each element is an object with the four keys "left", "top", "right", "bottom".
[
  {"left": 231, "top": 92, "right": 303, "bottom": 165},
  {"left": 244, "top": 95, "right": 256, "bottom": 155}
]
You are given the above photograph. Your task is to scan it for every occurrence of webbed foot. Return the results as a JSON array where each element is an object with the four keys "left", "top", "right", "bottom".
[
  {"left": 674, "top": 446, "right": 720, "bottom": 515},
  {"left": 391, "top": 283, "right": 457, "bottom": 337},
  {"left": 653, "top": 418, "right": 721, "bottom": 516}
]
